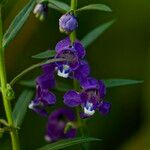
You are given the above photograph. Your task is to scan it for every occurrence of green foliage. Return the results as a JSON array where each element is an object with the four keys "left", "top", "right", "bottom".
[
  {"left": 19, "top": 79, "right": 73, "bottom": 92},
  {"left": 12, "top": 90, "right": 33, "bottom": 127},
  {"left": 19, "top": 80, "right": 35, "bottom": 87},
  {"left": 76, "top": 4, "right": 112, "bottom": 13},
  {"left": 104, "top": 79, "right": 143, "bottom": 88},
  {"left": 2, "top": 0, "right": 36, "bottom": 48},
  {"left": 81, "top": 20, "right": 115, "bottom": 48},
  {"left": 38, "top": 0, "right": 70, "bottom": 13},
  {"left": 38, "top": 137, "right": 100, "bottom": 150},
  {"left": 32, "top": 50, "right": 56, "bottom": 59},
  {"left": 19, "top": 79, "right": 142, "bottom": 92}
]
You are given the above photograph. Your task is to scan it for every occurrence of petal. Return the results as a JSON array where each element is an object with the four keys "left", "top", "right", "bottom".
[
  {"left": 98, "top": 101, "right": 111, "bottom": 115},
  {"left": 65, "top": 128, "right": 77, "bottom": 138},
  {"left": 74, "top": 40, "right": 85, "bottom": 58},
  {"left": 64, "top": 90, "right": 81, "bottom": 107},
  {"left": 73, "top": 60, "right": 90, "bottom": 82},
  {"left": 29, "top": 99, "right": 48, "bottom": 117},
  {"left": 80, "top": 92, "right": 88, "bottom": 104},
  {"left": 49, "top": 108, "right": 76, "bottom": 122},
  {"left": 46, "top": 121, "right": 65, "bottom": 142},
  {"left": 80, "top": 77, "right": 98, "bottom": 90},
  {"left": 55, "top": 37, "right": 71, "bottom": 53},
  {"left": 80, "top": 112, "right": 92, "bottom": 119},
  {"left": 98, "top": 80, "right": 106, "bottom": 98},
  {"left": 42, "top": 63, "right": 56, "bottom": 75},
  {"left": 41, "top": 90, "right": 56, "bottom": 105},
  {"left": 36, "top": 73, "right": 55, "bottom": 89},
  {"left": 33, "top": 107, "right": 48, "bottom": 117}
]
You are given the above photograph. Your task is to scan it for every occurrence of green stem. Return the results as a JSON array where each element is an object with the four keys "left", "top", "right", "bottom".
[
  {"left": 0, "top": 6, "right": 20, "bottom": 150},
  {"left": 70, "top": 0, "right": 88, "bottom": 140},
  {"left": 10, "top": 58, "right": 65, "bottom": 86},
  {"left": 70, "top": 1, "right": 89, "bottom": 149}
]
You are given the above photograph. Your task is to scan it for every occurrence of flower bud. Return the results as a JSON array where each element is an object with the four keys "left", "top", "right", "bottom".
[
  {"left": 33, "top": 3, "right": 48, "bottom": 21},
  {"left": 59, "top": 13, "right": 78, "bottom": 34}
]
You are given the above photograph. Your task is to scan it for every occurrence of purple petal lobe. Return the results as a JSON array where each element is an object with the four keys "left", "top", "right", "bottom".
[
  {"left": 55, "top": 37, "right": 71, "bottom": 53},
  {"left": 36, "top": 73, "right": 55, "bottom": 89},
  {"left": 98, "top": 80, "right": 106, "bottom": 98},
  {"left": 41, "top": 90, "right": 56, "bottom": 105},
  {"left": 42, "top": 63, "right": 56, "bottom": 75},
  {"left": 99, "top": 101, "right": 111, "bottom": 115},
  {"left": 64, "top": 90, "right": 81, "bottom": 107},
  {"left": 74, "top": 41, "right": 86, "bottom": 58},
  {"left": 74, "top": 60, "right": 90, "bottom": 82},
  {"left": 80, "top": 77, "right": 98, "bottom": 90},
  {"left": 65, "top": 128, "right": 77, "bottom": 138}
]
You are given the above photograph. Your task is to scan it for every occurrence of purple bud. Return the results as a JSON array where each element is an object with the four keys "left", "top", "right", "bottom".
[{"left": 59, "top": 13, "right": 78, "bottom": 34}]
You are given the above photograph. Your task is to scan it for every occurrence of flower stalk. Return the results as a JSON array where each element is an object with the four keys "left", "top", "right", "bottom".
[
  {"left": 70, "top": 0, "right": 89, "bottom": 148},
  {"left": 0, "top": 6, "right": 20, "bottom": 150}
]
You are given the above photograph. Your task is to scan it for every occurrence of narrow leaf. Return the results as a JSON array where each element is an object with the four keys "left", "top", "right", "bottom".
[
  {"left": 38, "top": 0, "right": 70, "bottom": 13},
  {"left": 3, "top": 0, "right": 36, "bottom": 48},
  {"left": 19, "top": 79, "right": 72, "bottom": 92},
  {"left": 76, "top": 4, "right": 112, "bottom": 12},
  {"left": 32, "top": 50, "right": 56, "bottom": 59},
  {"left": 48, "top": 0, "right": 70, "bottom": 12},
  {"left": 38, "top": 137, "right": 101, "bottom": 150},
  {"left": 81, "top": 20, "right": 115, "bottom": 48},
  {"left": 103, "top": 79, "right": 143, "bottom": 88},
  {"left": 19, "top": 80, "right": 35, "bottom": 87},
  {"left": 12, "top": 90, "right": 33, "bottom": 127}
]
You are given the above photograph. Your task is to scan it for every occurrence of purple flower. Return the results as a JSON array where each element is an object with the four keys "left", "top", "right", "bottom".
[
  {"left": 55, "top": 37, "right": 86, "bottom": 79},
  {"left": 59, "top": 13, "right": 78, "bottom": 34},
  {"left": 33, "top": 3, "right": 48, "bottom": 21},
  {"left": 29, "top": 64, "right": 56, "bottom": 117},
  {"left": 72, "top": 60, "right": 90, "bottom": 82},
  {"left": 45, "top": 108, "right": 77, "bottom": 142},
  {"left": 64, "top": 77, "right": 111, "bottom": 118}
]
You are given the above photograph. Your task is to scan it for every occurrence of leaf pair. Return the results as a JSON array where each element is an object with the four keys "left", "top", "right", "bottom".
[
  {"left": 2, "top": 0, "right": 112, "bottom": 50},
  {"left": 38, "top": 0, "right": 112, "bottom": 13},
  {"left": 19, "top": 79, "right": 143, "bottom": 92}
]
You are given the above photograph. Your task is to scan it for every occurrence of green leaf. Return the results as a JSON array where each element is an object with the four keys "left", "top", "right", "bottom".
[
  {"left": 2, "top": 0, "right": 36, "bottom": 48},
  {"left": 10, "top": 58, "right": 64, "bottom": 86},
  {"left": 38, "top": 137, "right": 101, "bottom": 150},
  {"left": 38, "top": 0, "right": 70, "bottom": 13},
  {"left": 81, "top": 20, "right": 115, "bottom": 48},
  {"left": 12, "top": 90, "right": 33, "bottom": 127},
  {"left": 76, "top": 4, "right": 112, "bottom": 12},
  {"left": 19, "top": 80, "right": 35, "bottom": 87},
  {"left": 19, "top": 79, "right": 72, "bottom": 92},
  {"left": 32, "top": 50, "right": 56, "bottom": 59},
  {"left": 103, "top": 79, "right": 143, "bottom": 88}
]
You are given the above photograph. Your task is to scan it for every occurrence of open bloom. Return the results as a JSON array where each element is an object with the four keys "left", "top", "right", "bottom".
[
  {"left": 45, "top": 108, "right": 77, "bottom": 142},
  {"left": 29, "top": 64, "right": 56, "bottom": 117},
  {"left": 33, "top": 3, "right": 48, "bottom": 21},
  {"left": 55, "top": 37, "right": 88, "bottom": 80},
  {"left": 59, "top": 13, "right": 78, "bottom": 34},
  {"left": 64, "top": 77, "right": 111, "bottom": 118}
]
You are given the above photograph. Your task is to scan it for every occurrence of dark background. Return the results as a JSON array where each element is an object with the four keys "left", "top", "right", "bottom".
[{"left": 1, "top": 0, "right": 150, "bottom": 149}]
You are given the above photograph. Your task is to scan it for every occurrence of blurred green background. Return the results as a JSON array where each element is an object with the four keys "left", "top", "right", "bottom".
[{"left": 1, "top": 0, "right": 150, "bottom": 149}]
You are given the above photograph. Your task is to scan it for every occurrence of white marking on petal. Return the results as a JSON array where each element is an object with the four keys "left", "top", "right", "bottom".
[
  {"left": 28, "top": 102, "right": 34, "bottom": 109},
  {"left": 44, "top": 135, "right": 52, "bottom": 142},
  {"left": 57, "top": 65, "right": 70, "bottom": 78},
  {"left": 84, "top": 102, "right": 95, "bottom": 116}
]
